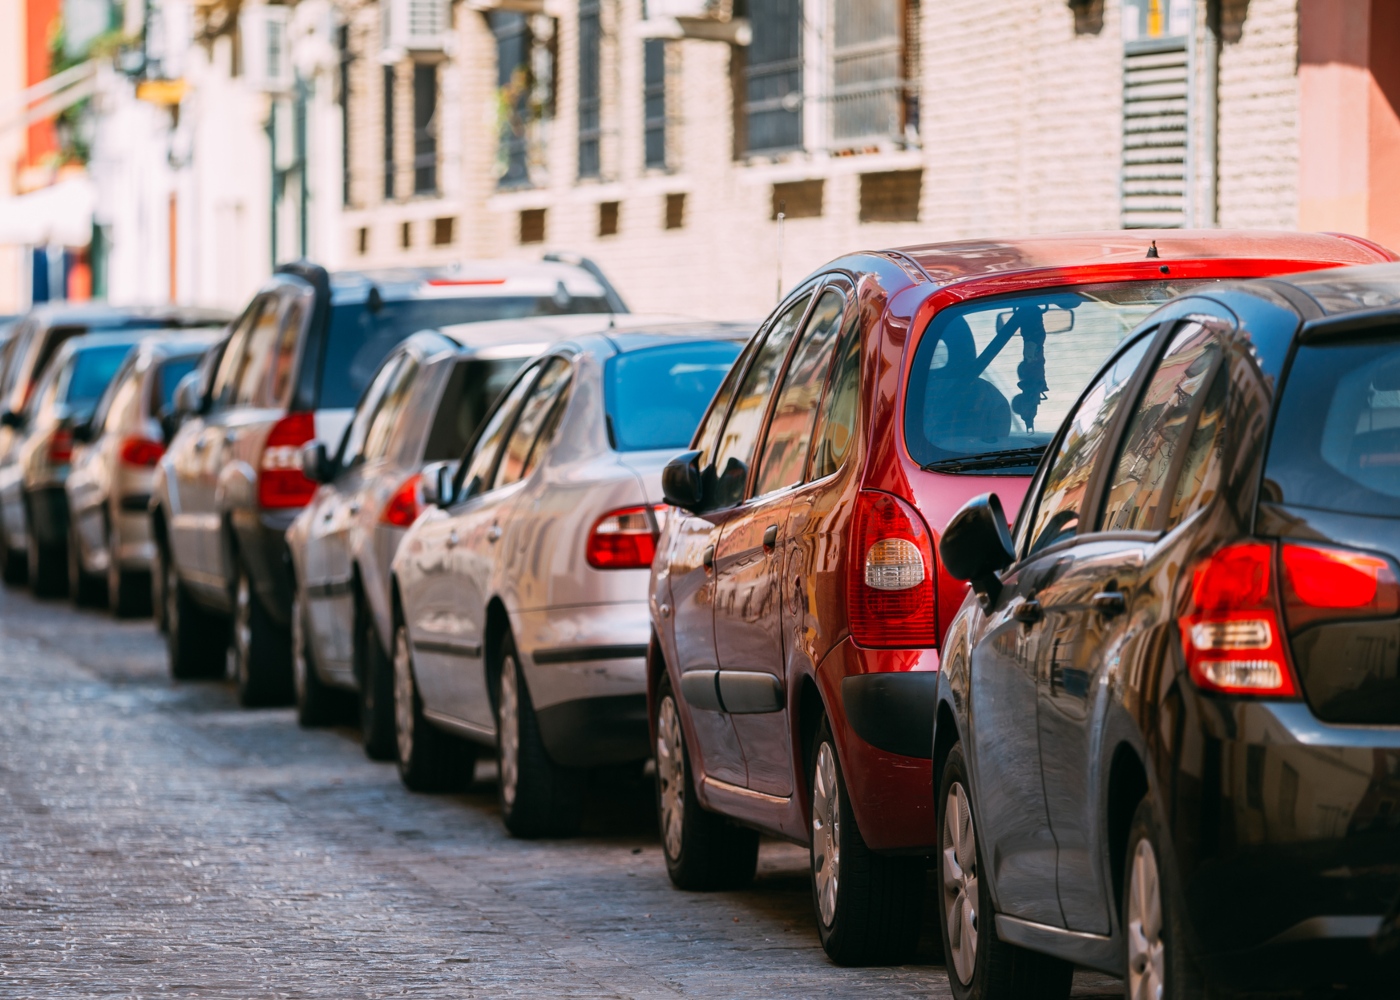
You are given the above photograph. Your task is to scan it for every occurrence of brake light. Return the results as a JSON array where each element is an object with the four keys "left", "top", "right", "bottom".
[
  {"left": 1178, "top": 542, "right": 1298, "bottom": 696},
  {"left": 381, "top": 473, "right": 423, "bottom": 528},
  {"left": 48, "top": 428, "right": 73, "bottom": 464},
  {"left": 586, "top": 505, "right": 666, "bottom": 569},
  {"left": 1280, "top": 542, "right": 1400, "bottom": 631},
  {"left": 119, "top": 436, "right": 164, "bottom": 468},
  {"left": 258, "top": 411, "right": 317, "bottom": 509},
  {"left": 847, "top": 490, "right": 938, "bottom": 648}
]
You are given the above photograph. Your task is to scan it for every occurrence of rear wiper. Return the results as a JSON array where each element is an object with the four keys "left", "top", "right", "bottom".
[{"left": 921, "top": 446, "right": 1046, "bottom": 474}]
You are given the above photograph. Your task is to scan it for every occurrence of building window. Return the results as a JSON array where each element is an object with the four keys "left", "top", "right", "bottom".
[
  {"left": 578, "top": 0, "right": 602, "bottom": 178},
  {"left": 494, "top": 13, "right": 532, "bottom": 189},
  {"left": 598, "top": 201, "right": 619, "bottom": 236},
  {"left": 520, "top": 208, "right": 546, "bottom": 243},
  {"left": 401, "top": 220, "right": 412, "bottom": 247},
  {"left": 357, "top": 226, "right": 369, "bottom": 254},
  {"left": 832, "top": 0, "right": 915, "bottom": 147},
  {"left": 771, "top": 179, "right": 823, "bottom": 219},
  {"left": 433, "top": 216, "right": 455, "bottom": 245},
  {"left": 643, "top": 38, "right": 666, "bottom": 169},
  {"left": 859, "top": 169, "right": 920, "bottom": 222},
  {"left": 383, "top": 65, "right": 396, "bottom": 200},
  {"left": 339, "top": 26, "right": 352, "bottom": 207},
  {"left": 744, "top": 0, "right": 803, "bottom": 155},
  {"left": 413, "top": 62, "right": 438, "bottom": 195},
  {"left": 664, "top": 192, "right": 685, "bottom": 230},
  {"left": 1121, "top": 0, "right": 1192, "bottom": 228}
]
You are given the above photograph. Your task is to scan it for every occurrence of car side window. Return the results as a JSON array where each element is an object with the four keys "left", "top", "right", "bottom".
[
  {"left": 363, "top": 356, "right": 419, "bottom": 462},
  {"left": 267, "top": 291, "right": 310, "bottom": 406},
  {"left": 1099, "top": 323, "right": 1227, "bottom": 533},
  {"left": 692, "top": 334, "right": 760, "bottom": 470},
  {"left": 340, "top": 355, "right": 404, "bottom": 468},
  {"left": 753, "top": 289, "right": 847, "bottom": 497},
  {"left": 809, "top": 314, "right": 862, "bottom": 481},
  {"left": 707, "top": 292, "right": 812, "bottom": 509},
  {"left": 234, "top": 297, "right": 286, "bottom": 407},
  {"left": 99, "top": 365, "right": 142, "bottom": 434},
  {"left": 459, "top": 364, "right": 540, "bottom": 499},
  {"left": 1026, "top": 334, "right": 1154, "bottom": 556},
  {"left": 211, "top": 299, "right": 265, "bottom": 409},
  {"left": 90, "top": 358, "right": 134, "bottom": 433},
  {"left": 494, "top": 358, "right": 572, "bottom": 490}
]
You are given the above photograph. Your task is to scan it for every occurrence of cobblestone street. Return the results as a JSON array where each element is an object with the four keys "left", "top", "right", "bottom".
[{"left": 0, "top": 587, "right": 1120, "bottom": 998}]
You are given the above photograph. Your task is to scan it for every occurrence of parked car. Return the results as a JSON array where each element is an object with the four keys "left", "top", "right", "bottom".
[
  {"left": 286, "top": 322, "right": 552, "bottom": 753},
  {"left": 0, "top": 331, "right": 151, "bottom": 595},
  {"left": 391, "top": 318, "right": 749, "bottom": 836},
  {"left": 151, "top": 258, "right": 625, "bottom": 706},
  {"left": 645, "top": 230, "right": 1397, "bottom": 966},
  {"left": 0, "top": 303, "right": 232, "bottom": 583},
  {"left": 65, "top": 331, "right": 221, "bottom": 614},
  {"left": 934, "top": 261, "right": 1400, "bottom": 999}
]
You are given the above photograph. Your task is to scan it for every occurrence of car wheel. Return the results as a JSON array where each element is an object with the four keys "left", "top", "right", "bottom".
[
  {"left": 939, "top": 741, "right": 1073, "bottom": 1000},
  {"left": 356, "top": 602, "right": 396, "bottom": 760},
  {"left": 292, "top": 591, "right": 340, "bottom": 727},
  {"left": 68, "top": 523, "right": 106, "bottom": 608},
  {"left": 654, "top": 671, "right": 758, "bottom": 890},
  {"left": 392, "top": 622, "right": 475, "bottom": 792},
  {"left": 496, "top": 632, "right": 583, "bottom": 839},
  {"left": 27, "top": 505, "right": 67, "bottom": 598},
  {"left": 164, "top": 548, "right": 229, "bottom": 680},
  {"left": 0, "top": 515, "right": 26, "bottom": 586},
  {"left": 1124, "top": 797, "right": 1202, "bottom": 1000},
  {"left": 107, "top": 524, "right": 150, "bottom": 618},
  {"left": 809, "top": 716, "right": 923, "bottom": 965},
  {"left": 230, "top": 564, "right": 293, "bottom": 707}
]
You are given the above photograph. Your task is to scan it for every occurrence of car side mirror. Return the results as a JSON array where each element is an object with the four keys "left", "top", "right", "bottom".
[
  {"left": 71, "top": 418, "right": 94, "bottom": 444},
  {"left": 661, "top": 450, "right": 704, "bottom": 513},
  {"left": 420, "top": 460, "right": 457, "bottom": 508},
  {"left": 300, "top": 441, "right": 335, "bottom": 484},
  {"left": 939, "top": 492, "right": 1016, "bottom": 609},
  {"left": 0, "top": 410, "right": 23, "bottom": 430}
]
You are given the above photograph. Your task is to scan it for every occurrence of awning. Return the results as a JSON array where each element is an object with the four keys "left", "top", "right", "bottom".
[{"left": 0, "top": 177, "right": 96, "bottom": 247}]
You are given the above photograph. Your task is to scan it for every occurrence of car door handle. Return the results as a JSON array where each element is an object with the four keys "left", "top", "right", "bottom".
[
  {"left": 347, "top": 502, "right": 361, "bottom": 516},
  {"left": 703, "top": 544, "right": 714, "bottom": 569},
  {"left": 1092, "top": 591, "right": 1126, "bottom": 617},
  {"left": 486, "top": 524, "right": 502, "bottom": 543},
  {"left": 193, "top": 437, "right": 209, "bottom": 452},
  {"left": 446, "top": 529, "right": 459, "bottom": 548},
  {"left": 1014, "top": 598, "right": 1044, "bottom": 624},
  {"left": 762, "top": 524, "right": 778, "bottom": 550}
]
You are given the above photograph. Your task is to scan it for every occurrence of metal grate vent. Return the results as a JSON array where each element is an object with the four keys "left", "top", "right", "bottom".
[{"left": 1121, "top": 43, "right": 1188, "bottom": 228}]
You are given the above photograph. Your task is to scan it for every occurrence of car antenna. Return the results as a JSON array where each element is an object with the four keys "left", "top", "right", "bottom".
[
  {"left": 367, "top": 285, "right": 383, "bottom": 314},
  {"left": 1146, "top": 240, "right": 1159, "bottom": 259}
]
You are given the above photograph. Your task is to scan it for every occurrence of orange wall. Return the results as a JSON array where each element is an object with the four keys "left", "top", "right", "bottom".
[{"left": 24, "top": 0, "right": 60, "bottom": 168}]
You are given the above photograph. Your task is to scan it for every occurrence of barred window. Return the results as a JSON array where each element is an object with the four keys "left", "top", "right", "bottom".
[
  {"left": 412, "top": 62, "right": 438, "bottom": 195},
  {"left": 643, "top": 38, "right": 666, "bottom": 169},
  {"left": 493, "top": 12, "right": 532, "bottom": 189},
  {"left": 744, "top": 0, "right": 802, "bottom": 155},
  {"left": 578, "top": 0, "right": 602, "bottom": 178},
  {"left": 831, "top": 0, "right": 905, "bottom": 145}
]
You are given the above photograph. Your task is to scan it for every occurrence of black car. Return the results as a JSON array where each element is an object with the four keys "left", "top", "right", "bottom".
[{"left": 933, "top": 263, "right": 1400, "bottom": 999}]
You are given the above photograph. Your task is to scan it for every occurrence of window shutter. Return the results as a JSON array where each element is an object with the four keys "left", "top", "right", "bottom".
[
  {"left": 385, "top": 0, "right": 446, "bottom": 52},
  {"left": 1121, "top": 41, "right": 1189, "bottom": 228}
]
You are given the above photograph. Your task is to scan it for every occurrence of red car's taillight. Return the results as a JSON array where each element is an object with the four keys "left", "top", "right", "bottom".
[
  {"left": 586, "top": 504, "right": 666, "bottom": 569},
  {"left": 119, "top": 436, "right": 164, "bottom": 468},
  {"left": 846, "top": 490, "right": 938, "bottom": 648},
  {"left": 381, "top": 473, "right": 423, "bottom": 528},
  {"left": 258, "top": 412, "right": 317, "bottom": 509},
  {"left": 1280, "top": 542, "right": 1400, "bottom": 631},
  {"left": 48, "top": 428, "right": 73, "bottom": 464}
]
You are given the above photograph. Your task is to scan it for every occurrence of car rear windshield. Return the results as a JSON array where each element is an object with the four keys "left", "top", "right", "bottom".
[
  {"left": 154, "top": 356, "right": 200, "bottom": 413},
  {"left": 904, "top": 280, "right": 1210, "bottom": 473},
  {"left": 65, "top": 345, "right": 134, "bottom": 408},
  {"left": 605, "top": 340, "right": 742, "bottom": 451},
  {"left": 1264, "top": 330, "right": 1400, "bottom": 517},
  {"left": 322, "top": 295, "right": 610, "bottom": 409},
  {"left": 423, "top": 357, "right": 528, "bottom": 461}
]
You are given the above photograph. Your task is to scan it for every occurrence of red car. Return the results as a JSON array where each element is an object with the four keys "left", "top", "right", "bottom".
[{"left": 645, "top": 230, "right": 1394, "bottom": 964}]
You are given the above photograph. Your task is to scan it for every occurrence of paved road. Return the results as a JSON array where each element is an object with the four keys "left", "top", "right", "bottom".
[{"left": 0, "top": 585, "right": 1122, "bottom": 998}]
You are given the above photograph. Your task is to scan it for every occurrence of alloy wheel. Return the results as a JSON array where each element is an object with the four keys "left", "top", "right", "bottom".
[
  {"left": 1127, "top": 838, "right": 1166, "bottom": 1000},
  {"left": 498, "top": 653, "right": 521, "bottom": 809},
  {"left": 393, "top": 626, "right": 415, "bottom": 765},
  {"left": 943, "top": 781, "right": 979, "bottom": 986},
  {"left": 811, "top": 741, "right": 841, "bottom": 928},
  {"left": 656, "top": 695, "right": 685, "bottom": 861}
]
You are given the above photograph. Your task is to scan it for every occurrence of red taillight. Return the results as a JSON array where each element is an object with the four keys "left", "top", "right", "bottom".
[
  {"left": 847, "top": 490, "right": 938, "bottom": 648},
  {"left": 119, "top": 436, "right": 164, "bottom": 468},
  {"left": 586, "top": 505, "right": 666, "bottom": 569},
  {"left": 381, "top": 473, "right": 423, "bottom": 528},
  {"left": 49, "top": 428, "right": 73, "bottom": 464},
  {"left": 258, "top": 411, "right": 317, "bottom": 509},
  {"left": 1281, "top": 542, "right": 1400, "bottom": 631},
  {"left": 1178, "top": 542, "right": 1298, "bottom": 697}
]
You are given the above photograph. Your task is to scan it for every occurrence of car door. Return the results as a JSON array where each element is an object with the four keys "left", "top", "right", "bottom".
[
  {"left": 714, "top": 285, "right": 848, "bottom": 796},
  {"left": 969, "top": 331, "right": 1156, "bottom": 928},
  {"left": 1035, "top": 319, "right": 1229, "bottom": 933}
]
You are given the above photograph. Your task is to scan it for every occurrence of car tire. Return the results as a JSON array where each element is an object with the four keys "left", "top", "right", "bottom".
[
  {"left": 496, "top": 631, "right": 583, "bottom": 839},
  {"left": 68, "top": 523, "right": 106, "bottom": 608},
  {"left": 938, "top": 741, "right": 1073, "bottom": 1000},
  {"left": 654, "top": 671, "right": 759, "bottom": 890},
  {"left": 107, "top": 524, "right": 150, "bottom": 618},
  {"left": 0, "top": 516, "right": 26, "bottom": 586},
  {"left": 27, "top": 499, "right": 67, "bottom": 598},
  {"left": 392, "top": 622, "right": 476, "bottom": 792},
  {"left": 292, "top": 591, "right": 340, "bottom": 727},
  {"left": 810, "top": 716, "right": 924, "bottom": 965},
  {"left": 164, "top": 547, "right": 229, "bottom": 680},
  {"left": 1123, "top": 797, "right": 1204, "bottom": 1000},
  {"left": 356, "top": 602, "right": 396, "bottom": 760},
  {"left": 230, "top": 564, "right": 293, "bottom": 708}
]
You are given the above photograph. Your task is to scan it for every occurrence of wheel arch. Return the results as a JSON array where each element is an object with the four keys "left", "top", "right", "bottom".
[
  {"left": 932, "top": 697, "right": 961, "bottom": 810},
  {"left": 483, "top": 596, "right": 512, "bottom": 713},
  {"left": 1106, "top": 740, "right": 1150, "bottom": 918}
]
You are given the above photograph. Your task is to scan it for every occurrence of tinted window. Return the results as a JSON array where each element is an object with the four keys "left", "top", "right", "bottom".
[
  {"left": 321, "top": 294, "right": 608, "bottom": 409},
  {"left": 692, "top": 335, "right": 760, "bottom": 469},
  {"left": 459, "top": 365, "right": 539, "bottom": 498},
  {"left": 1026, "top": 336, "right": 1153, "bottom": 555},
  {"left": 340, "top": 356, "right": 404, "bottom": 467},
  {"left": 423, "top": 357, "right": 526, "bottom": 461},
  {"left": 234, "top": 301, "right": 285, "bottom": 406},
  {"left": 212, "top": 300, "right": 267, "bottom": 408},
  {"left": 90, "top": 358, "right": 135, "bottom": 433},
  {"left": 1264, "top": 332, "right": 1400, "bottom": 517},
  {"left": 708, "top": 294, "right": 810, "bottom": 509},
  {"left": 1100, "top": 324, "right": 1226, "bottom": 532},
  {"left": 65, "top": 345, "right": 135, "bottom": 409},
  {"left": 364, "top": 357, "right": 420, "bottom": 461},
  {"left": 754, "top": 291, "right": 846, "bottom": 495},
  {"left": 605, "top": 340, "right": 742, "bottom": 452},
  {"left": 906, "top": 280, "right": 1210, "bottom": 472},
  {"left": 494, "top": 358, "right": 571, "bottom": 489},
  {"left": 269, "top": 294, "right": 309, "bottom": 405},
  {"left": 154, "top": 356, "right": 200, "bottom": 414},
  {"left": 810, "top": 319, "right": 862, "bottom": 480}
]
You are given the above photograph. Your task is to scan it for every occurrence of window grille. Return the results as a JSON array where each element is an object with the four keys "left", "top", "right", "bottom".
[
  {"left": 1120, "top": 0, "right": 1191, "bottom": 228},
  {"left": 578, "top": 0, "right": 602, "bottom": 178},
  {"left": 744, "top": 0, "right": 802, "bottom": 154},
  {"left": 382, "top": 64, "right": 395, "bottom": 200},
  {"left": 492, "top": 12, "right": 532, "bottom": 188},
  {"left": 831, "top": 0, "right": 904, "bottom": 144},
  {"left": 413, "top": 62, "right": 438, "bottom": 194},
  {"left": 643, "top": 38, "right": 666, "bottom": 169}
]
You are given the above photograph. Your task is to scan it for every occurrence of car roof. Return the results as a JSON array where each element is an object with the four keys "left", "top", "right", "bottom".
[
  {"left": 888, "top": 230, "right": 1395, "bottom": 288},
  {"left": 17, "top": 302, "right": 233, "bottom": 329},
  {"left": 328, "top": 260, "right": 610, "bottom": 305},
  {"left": 1267, "top": 261, "right": 1400, "bottom": 318},
  {"left": 434, "top": 313, "right": 753, "bottom": 357},
  {"left": 60, "top": 330, "right": 151, "bottom": 355}
]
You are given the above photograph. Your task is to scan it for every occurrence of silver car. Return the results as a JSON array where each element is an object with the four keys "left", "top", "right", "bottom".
[
  {"left": 391, "top": 319, "right": 747, "bottom": 836},
  {"left": 285, "top": 326, "right": 547, "bottom": 753},
  {"left": 66, "top": 332, "right": 220, "bottom": 614}
]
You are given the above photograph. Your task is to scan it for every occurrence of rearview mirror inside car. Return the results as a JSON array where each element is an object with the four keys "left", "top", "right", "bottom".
[
  {"left": 661, "top": 450, "right": 704, "bottom": 513},
  {"left": 939, "top": 492, "right": 1015, "bottom": 608},
  {"left": 0, "top": 410, "right": 23, "bottom": 430},
  {"left": 300, "top": 441, "right": 335, "bottom": 484},
  {"left": 420, "top": 460, "right": 457, "bottom": 508},
  {"left": 71, "top": 419, "right": 94, "bottom": 444}
]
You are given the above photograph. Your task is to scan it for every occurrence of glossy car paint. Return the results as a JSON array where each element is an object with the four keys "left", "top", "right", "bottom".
[
  {"left": 648, "top": 230, "right": 1397, "bottom": 859},
  {"left": 935, "top": 265, "right": 1400, "bottom": 990}
]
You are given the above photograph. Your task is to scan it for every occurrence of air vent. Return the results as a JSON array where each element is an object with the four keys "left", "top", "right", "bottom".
[{"left": 1121, "top": 43, "right": 1189, "bottom": 228}]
